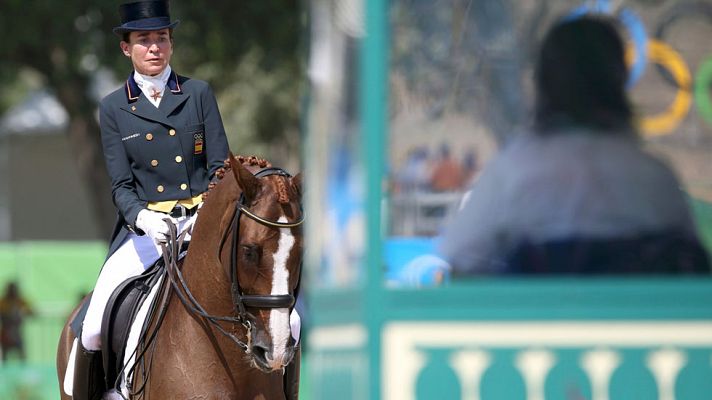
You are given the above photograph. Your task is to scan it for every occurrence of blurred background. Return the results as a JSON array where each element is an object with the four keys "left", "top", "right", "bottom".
[
  {"left": 306, "top": 0, "right": 712, "bottom": 399},
  {"left": 3, "top": 0, "right": 712, "bottom": 399}
]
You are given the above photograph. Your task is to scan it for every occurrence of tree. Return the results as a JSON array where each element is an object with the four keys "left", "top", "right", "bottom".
[{"left": 0, "top": 0, "right": 304, "bottom": 237}]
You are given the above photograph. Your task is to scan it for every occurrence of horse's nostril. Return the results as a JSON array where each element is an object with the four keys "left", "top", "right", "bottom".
[{"left": 252, "top": 343, "right": 269, "bottom": 362}]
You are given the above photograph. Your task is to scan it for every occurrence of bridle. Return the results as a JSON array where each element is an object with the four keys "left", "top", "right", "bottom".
[
  {"left": 228, "top": 167, "right": 304, "bottom": 321},
  {"left": 162, "top": 167, "right": 304, "bottom": 352}
]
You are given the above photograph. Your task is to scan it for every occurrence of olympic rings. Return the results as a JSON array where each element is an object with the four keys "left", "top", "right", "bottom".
[
  {"left": 568, "top": 0, "right": 712, "bottom": 135},
  {"left": 619, "top": 8, "right": 648, "bottom": 88},
  {"left": 694, "top": 56, "right": 712, "bottom": 128},
  {"left": 636, "top": 40, "right": 693, "bottom": 137}
]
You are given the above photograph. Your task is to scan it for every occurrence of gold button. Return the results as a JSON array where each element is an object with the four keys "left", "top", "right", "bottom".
[
  {"left": 169, "top": 129, "right": 176, "bottom": 136},
  {"left": 175, "top": 156, "right": 183, "bottom": 163},
  {"left": 145, "top": 133, "right": 153, "bottom": 141},
  {"left": 180, "top": 183, "right": 188, "bottom": 190},
  {"left": 150, "top": 159, "right": 158, "bottom": 167},
  {"left": 131, "top": 106, "right": 136, "bottom": 111},
  {"left": 157, "top": 185, "right": 164, "bottom": 193}
]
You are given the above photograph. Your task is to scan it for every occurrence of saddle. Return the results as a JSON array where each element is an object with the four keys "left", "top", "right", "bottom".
[{"left": 100, "top": 260, "right": 167, "bottom": 390}]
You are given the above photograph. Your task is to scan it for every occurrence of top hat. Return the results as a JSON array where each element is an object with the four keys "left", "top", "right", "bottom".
[{"left": 113, "top": 0, "right": 180, "bottom": 36}]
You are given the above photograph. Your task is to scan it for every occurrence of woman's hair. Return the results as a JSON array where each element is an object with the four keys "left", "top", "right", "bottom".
[
  {"left": 534, "top": 15, "right": 632, "bottom": 132},
  {"left": 122, "top": 28, "right": 174, "bottom": 43}
]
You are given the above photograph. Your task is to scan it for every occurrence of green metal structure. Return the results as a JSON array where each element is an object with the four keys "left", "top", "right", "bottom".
[{"left": 304, "top": 1, "right": 712, "bottom": 399}]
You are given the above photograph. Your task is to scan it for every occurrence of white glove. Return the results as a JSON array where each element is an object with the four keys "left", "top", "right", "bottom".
[{"left": 135, "top": 209, "right": 177, "bottom": 244}]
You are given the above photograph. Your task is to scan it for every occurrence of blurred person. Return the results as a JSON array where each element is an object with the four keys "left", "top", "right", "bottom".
[
  {"left": 430, "top": 144, "right": 465, "bottom": 192},
  {"left": 439, "top": 16, "right": 709, "bottom": 275},
  {"left": 396, "top": 146, "right": 432, "bottom": 193},
  {"left": 68, "top": 1, "right": 230, "bottom": 398},
  {"left": 0, "top": 282, "right": 34, "bottom": 362},
  {"left": 461, "top": 148, "right": 480, "bottom": 185}
]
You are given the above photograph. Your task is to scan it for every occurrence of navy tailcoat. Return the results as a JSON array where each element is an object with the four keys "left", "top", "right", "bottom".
[{"left": 100, "top": 71, "right": 229, "bottom": 256}]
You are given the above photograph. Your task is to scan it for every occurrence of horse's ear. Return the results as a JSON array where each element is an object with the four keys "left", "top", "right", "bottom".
[
  {"left": 292, "top": 173, "right": 303, "bottom": 197},
  {"left": 231, "top": 154, "right": 261, "bottom": 201}
]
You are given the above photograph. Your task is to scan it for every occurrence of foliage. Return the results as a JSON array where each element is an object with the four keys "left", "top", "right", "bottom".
[
  {"left": 0, "top": 0, "right": 305, "bottom": 231},
  {"left": 0, "top": 0, "right": 304, "bottom": 151}
]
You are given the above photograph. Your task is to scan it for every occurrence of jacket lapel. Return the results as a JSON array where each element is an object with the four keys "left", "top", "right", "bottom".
[
  {"left": 159, "top": 71, "right": 190, "bottom": 117},
  {"left": 121, "top": 94, "right": 172, "bottom": 127},
  {"left": 158, "top": 91, "right": 189, "bottom": 117}
]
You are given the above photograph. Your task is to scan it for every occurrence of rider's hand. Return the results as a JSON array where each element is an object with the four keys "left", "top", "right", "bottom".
[{"left": 135, "top": 209, "right": 176, "bottom": 244}]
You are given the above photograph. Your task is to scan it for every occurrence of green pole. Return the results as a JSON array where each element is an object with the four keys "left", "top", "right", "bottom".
[{"left": 361, "top": 0, "right": 388, "bottom": 398}]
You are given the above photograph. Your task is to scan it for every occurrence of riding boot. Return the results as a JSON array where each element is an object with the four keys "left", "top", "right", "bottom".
[
  {"left": 72, "top": 342, "right": 105, "bottom": 400},
  {"left": 283, "top": 345, "right": 301, "bottom": 400}
]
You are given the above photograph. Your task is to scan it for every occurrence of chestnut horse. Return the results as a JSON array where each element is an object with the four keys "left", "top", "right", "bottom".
[{"left": 57, "top": 155, "right": 303, "bottom": 399}]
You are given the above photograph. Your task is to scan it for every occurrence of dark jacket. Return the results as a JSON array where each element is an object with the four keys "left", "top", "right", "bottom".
[{"left": 100, "top": 71, "right": 229, "bottom": 255}]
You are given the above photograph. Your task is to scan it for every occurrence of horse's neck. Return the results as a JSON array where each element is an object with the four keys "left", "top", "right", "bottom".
[{"left": 179, "top": 199, "right": 234, "bottom": 314}]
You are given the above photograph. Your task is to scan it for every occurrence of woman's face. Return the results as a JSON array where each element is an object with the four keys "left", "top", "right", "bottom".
[{"left": 120, "top": 29, "right": 173, "bottom": 76}]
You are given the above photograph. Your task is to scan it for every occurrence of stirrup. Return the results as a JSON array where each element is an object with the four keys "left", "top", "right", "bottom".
[{"left": 72, "top": 342, "right": 106, "bottom": 400}]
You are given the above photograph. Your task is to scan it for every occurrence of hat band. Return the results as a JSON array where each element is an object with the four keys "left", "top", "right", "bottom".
[{"left": 118, "top": 16, "right": 175, "bottom": 31}]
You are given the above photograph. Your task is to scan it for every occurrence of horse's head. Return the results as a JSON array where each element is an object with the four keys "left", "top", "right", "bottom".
[
  {"left": 191, "top": 155, "right": 303, "bottom": 372},
  {"left": 203, "top": 154, "right": 303, "bottom": 372}
]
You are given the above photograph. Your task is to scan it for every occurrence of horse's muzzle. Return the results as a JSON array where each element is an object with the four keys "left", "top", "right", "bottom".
[{"left": 250, "top": 334, "right": 296, "bottom": 372}]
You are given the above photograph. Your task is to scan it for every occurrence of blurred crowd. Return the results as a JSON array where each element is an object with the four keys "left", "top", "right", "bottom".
[{"left": 393, "top": 144, "right": 479, "bottom": 194}]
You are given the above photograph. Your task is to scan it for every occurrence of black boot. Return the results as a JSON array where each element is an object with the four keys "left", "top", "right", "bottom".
[
  {"left": 283, "top": 345, "right": 301, "bottom": 400},
  {"left": 72, "top": 342, "right": 105, "bottom": 400}
]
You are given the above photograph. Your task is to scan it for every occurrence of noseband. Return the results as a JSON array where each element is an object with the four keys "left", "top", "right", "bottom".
[{"left": 161, "top": 166, "right": 303, "bottom": 352}]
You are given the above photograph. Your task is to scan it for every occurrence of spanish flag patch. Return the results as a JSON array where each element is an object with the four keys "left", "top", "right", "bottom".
[{"left": 194, "top": 132, "right": 204, "bottom": 155}]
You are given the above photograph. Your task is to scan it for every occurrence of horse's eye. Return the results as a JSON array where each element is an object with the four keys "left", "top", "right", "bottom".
[{"left": 241, "top": 244, "right": 261, "bottom": 264}]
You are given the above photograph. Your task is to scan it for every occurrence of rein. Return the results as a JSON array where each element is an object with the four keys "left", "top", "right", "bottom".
[{"left": 162, "top": 225, "right": 252, "bottom": 350}]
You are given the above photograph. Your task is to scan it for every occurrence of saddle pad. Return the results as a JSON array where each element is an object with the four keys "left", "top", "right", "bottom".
[{"left": 118, "top": 273, "right": 165, "bottom": 397}]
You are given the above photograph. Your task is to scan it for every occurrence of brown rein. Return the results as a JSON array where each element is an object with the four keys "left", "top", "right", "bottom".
[{"left": 162, "top": 222, "right": 253, "bottom": 351}]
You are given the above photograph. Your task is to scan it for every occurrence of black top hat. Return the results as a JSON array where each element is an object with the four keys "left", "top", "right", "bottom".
[{"left": 113, "top": 0, "right": 180, "bottom": 36}]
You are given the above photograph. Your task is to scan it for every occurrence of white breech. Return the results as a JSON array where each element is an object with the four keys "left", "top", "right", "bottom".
[{"left": 80, "top": 214, "right": 197, "bottom": 351}]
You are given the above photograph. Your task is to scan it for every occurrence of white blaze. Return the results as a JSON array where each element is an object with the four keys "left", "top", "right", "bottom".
[{"left": 269, "top": 216, "right": 295, "bottom": 368}]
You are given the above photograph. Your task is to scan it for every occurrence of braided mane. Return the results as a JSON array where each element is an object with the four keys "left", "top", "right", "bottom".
[
  {"left": 229, "top": 155, "right": 272, "bottom": 170},
  {"left": 203, "top": 155, "right": 290, "bottom": 204}
]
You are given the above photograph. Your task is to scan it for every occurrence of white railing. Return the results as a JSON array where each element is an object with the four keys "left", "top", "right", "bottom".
[{"left": 389, "top": 191, "right": 464, "bottom": 236}]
